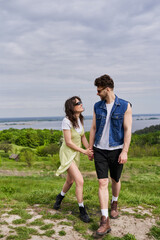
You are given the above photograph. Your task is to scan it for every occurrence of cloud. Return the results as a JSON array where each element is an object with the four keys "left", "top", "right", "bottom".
[{"left": 0, "top": 0, "right": 160, "bottom": 117}]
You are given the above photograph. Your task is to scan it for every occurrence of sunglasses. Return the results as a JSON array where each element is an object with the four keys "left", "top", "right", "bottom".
[
  {"left": 97, "top": 87, "right": 106, "bottom": 94},
  {"left": 74, "top": 101, "right": 82, "bottom": 106}
]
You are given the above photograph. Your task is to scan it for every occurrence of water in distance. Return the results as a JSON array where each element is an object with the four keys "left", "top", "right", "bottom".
[{"left": 0, "top": 114, "right": 160, "bottom": 133}]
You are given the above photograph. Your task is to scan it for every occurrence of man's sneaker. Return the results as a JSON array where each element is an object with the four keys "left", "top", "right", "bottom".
[
  {"left": 53, "top": 193, "right": 65, "bottom": 210},
  {"left": 96, "top": 216, "right": 111, "bottom": 236},
  {"left": 111, "top": 201, "right": 119, "bottom": 219},
  {"left": 79, "top": 206, "right": 90, "bottom": 223}
]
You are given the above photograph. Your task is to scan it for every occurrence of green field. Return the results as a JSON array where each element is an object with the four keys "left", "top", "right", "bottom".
[{"left": 0, "top": 127, "right": 160, "bottom": 239}]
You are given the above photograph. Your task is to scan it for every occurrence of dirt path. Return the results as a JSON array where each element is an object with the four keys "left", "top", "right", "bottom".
[
  {"left": 0, "top": 169, "right": 42, "bottom": 176},
  {"left": 0, "top": 207, "right": 84, "bottom": 240},
  {"left": 110, "top": 207, "right": 156, "bottom": 240},
  {"left": 0, "top": 205, "right": 158, "bottom": 240},
  {"left": 0, "top": 170, "right": 97, "bottom": 177}
]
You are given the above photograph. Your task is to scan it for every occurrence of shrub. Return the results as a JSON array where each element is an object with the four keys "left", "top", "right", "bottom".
[
  {"left": 51, "top": 154, "right": 60, "bottom": 170},
  {"left": 45, "top": 143, "right": 60, "bottom": 156},
  {"left": 0, "top": 142, "right": 12, "bottom": 153},
  {"left": 36, "top": 146, "right": 48, "bottom": 156},
  {"left": 50, "top": 130, "right": 63, "bottom": 144},
  {"left": 129, "top": 144, "right": 160, "bottom": 157},
  {"left": 36, "top": 144, "right": 59, "bottom": 157},
  {"left": 0, "top": 152, "right": 9, "bottom": 158},
  {"left": 19, "top": 148, "right": 36, "bottom": 167}
]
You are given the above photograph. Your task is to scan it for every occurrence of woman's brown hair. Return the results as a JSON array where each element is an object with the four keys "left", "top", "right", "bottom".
[{"left": 64, "top": 96, "right": 84, "bottom": 128}]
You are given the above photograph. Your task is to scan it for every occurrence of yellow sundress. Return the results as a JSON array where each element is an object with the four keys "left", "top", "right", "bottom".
[{"left": 55, "top": 126, "right": 84, "bottom": 176}]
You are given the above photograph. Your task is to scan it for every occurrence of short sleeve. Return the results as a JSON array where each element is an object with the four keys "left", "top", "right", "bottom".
[{"left": 62, "top": 117, "right": 72, "bottom": 130}]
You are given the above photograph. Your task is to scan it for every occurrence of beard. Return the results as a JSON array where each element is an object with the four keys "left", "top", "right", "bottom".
[{"left": 100, "top": 95, "right": 106, "bottom": 101}]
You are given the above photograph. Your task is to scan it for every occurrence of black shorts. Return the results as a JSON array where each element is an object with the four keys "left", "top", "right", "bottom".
[{"left": 93, "top": 147, "right": 123, "bottom": 182}]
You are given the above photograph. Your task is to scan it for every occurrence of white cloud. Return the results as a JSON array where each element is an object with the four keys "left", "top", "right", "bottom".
[{"left": 0, "top": 0, "right": 160, "bottom": 117}]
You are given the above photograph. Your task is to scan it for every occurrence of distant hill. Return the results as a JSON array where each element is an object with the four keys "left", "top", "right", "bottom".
[{"left": 133, "top": 124, "right": 160, "bottom": 134}]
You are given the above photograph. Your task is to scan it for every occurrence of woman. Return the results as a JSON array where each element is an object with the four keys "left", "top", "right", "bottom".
[{"left": 54, "top": 96, "right": 93, "bottom": 223}]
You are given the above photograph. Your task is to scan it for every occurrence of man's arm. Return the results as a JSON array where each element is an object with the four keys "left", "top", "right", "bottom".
[
  {"left": 89, "top": 111, "right": 96, "bottom": 160},
  {"left": 118, "top": 103, "right": 132, "bottom": 164}
]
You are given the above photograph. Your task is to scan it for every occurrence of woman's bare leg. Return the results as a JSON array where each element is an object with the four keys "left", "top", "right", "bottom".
[
  {"left": 67, "top": 162, "right": 84, "bottom": 203},
  {"left": 62, "top": 172, "right": 74, "bottom": 193}
]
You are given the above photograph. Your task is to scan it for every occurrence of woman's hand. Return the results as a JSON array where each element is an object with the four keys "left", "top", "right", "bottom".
[{"left": 84, "top": 148, "right": 93, "bottom": 157}]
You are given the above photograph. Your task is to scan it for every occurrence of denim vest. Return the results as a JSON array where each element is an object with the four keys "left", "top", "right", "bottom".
[{"left": 94, "top": 95, "right": 128, "bottom": 147}]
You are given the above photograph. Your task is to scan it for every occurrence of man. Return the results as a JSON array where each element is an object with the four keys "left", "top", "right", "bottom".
[{"left": 89, "top": 74, "right": 132, "bottom": 236}]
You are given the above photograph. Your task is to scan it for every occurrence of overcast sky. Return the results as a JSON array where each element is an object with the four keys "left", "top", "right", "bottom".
[{"left": 0, "top": 0, "right": 160, "bottom": 118}]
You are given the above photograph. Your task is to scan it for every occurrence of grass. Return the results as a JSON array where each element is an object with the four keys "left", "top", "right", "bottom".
[
  {"left": 12, "top": 219, "right": 26, "bottom": 224},
  {"left": 58, "top": 221, "right": 72, "bottom": 226},
  {"left": 14, "top": 226, "right": 38, "bottom": 239},
  {"left": 8, "top": 209, "right": 32, "bottom": 220},
  {"left": 40, "top": 223, "right": 54, "bottom": 230},
  {"left": 59, "top": 230, "right": 66, "bottom": 236},
  {"left": 0, "top": 149, "right": 160, "bottom": 239},
  {"left": 29, "top": 218, "right": 44, "bottom": 226},
  {"left": 44, "top": 229, "right": 55, "bottom": 237},
  {"left": 148, "top": 225, "right": 160, "bottom": 240}
]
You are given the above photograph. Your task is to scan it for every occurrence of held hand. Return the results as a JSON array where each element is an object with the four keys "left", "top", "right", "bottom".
[
  {"left": 84, "top": 148, "right": 93, "bottom": 157},
  {"left": 88, "top": 154, "right": 94, "bottom": 161},
  {"left": 88, "top": 147, "right": 94, "bottom": 161},
  {"left": 118, "top": 150, "right": 128, "bottom": 164}
]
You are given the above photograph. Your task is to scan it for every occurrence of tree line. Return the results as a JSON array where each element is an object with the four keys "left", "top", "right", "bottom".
[
  {"left": 0, "top": 125, "right": 160, "bottom": 147},
  {"left": 0, "top": 125, "right": 160, "bottom": 160},
  {"left": 0, "top": 128, "right": 62, "bottom": 148}
]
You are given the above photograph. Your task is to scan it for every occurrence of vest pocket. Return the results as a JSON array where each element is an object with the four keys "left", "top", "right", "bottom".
[
  {"left": 111, "top": 113, "right": 123, "bottom": 129},
  {"left": 96, "top": 114, "right": 102, "bottom": 120}
]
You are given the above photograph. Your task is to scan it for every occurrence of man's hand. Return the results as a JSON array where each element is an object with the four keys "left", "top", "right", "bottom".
[
  {"left": 118, "top": 150, "right": 128, "bottom": 164},
  {"left": 88, "top": 148, "right": 94, "bottom": 161},
  {"left": 88, "top": 155, "right": 94, "bottom": 161}
]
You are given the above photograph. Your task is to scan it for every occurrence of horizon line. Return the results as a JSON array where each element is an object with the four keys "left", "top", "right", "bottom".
[{"left": 0, "top": 113, "right": 160, "bottom": 120}]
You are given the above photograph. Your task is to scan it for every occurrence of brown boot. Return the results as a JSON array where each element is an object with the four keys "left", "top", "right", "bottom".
[
  {"left": 111, "top": 201, "right": 119, "bottom": 219},
  {"left": 96, "top": 216, "right": 111, "bottom": 236}
]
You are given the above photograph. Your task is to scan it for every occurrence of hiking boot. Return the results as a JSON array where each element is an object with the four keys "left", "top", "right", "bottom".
[
  {"left": 53, "top": 193, "right": 65, "bottom": 210},
  {"left": 111, "top": 201, "right": 119, "bottom": 219},
  {"left": 79, "top": 206, "right": 90, "bottom": 223},
  {"left": 96, "top": 216, "right": 111, "bottom": 236}
]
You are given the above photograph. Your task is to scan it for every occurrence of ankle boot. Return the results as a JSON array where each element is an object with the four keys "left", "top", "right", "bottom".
[
  {"left": 79, "top": 206, "right": 90, "bottom": 223},
  {"left": 96, "top": 216, "right": 111, "bottom": 236},
  {"left": 111, "top": 201, "right": 119, "bottom": 219},
  {"left": 53, "top": 193, "right": 65, "bottom": 210}
]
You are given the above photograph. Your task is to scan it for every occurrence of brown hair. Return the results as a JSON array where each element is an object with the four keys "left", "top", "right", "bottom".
[
  {"left": 64, "top": 96, "right": 84, "bottom": 128},
  {"left": 94, "top": 74, "right": 114, "bottom": 89}
]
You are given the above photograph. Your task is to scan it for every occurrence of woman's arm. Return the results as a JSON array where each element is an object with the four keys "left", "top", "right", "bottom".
[
  {"left": 63, "top": 129, "right": 92, "bottom": 156},
  {"left": 81, "top": 134, "right": 89, "bottom": 149}
]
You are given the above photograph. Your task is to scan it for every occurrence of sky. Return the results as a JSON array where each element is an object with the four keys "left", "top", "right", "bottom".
[{"left": 0, "top": 0, "right": 160, "bottom": 118}]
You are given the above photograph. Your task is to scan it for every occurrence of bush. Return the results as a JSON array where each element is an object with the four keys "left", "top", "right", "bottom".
[
  {"left": 0, "top": 142, "right": 12, "bottom": 153},
  {"left": 36, "top": 146, "right": 48, "bottom": 157},
  {"left": 50, "top": 130, "right": 63, "bottom": 144},
  {"left": 45, "top": 143, "right": 60, "bottom": 156},
  {"left": 36, "top": 144, "right": 60, "bottom": 157},
  {"left": 129, "top": 144, "right": 160, "bottom": 157},
  {"left": 19, "top": 148, "right": 36, "bottom": 167},
  {"left": 131, "top": 131, "right": 160, "bottom": 146},
  {"left": 0, "top": 152, "right": 9, "bottom": 158},
  {"left": 51, "top": 154, "right": 60, "bottom": 170}
]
